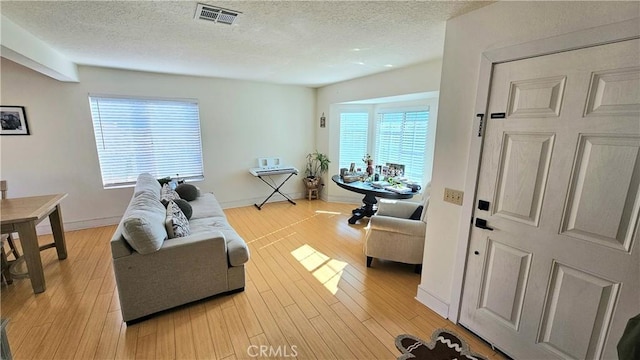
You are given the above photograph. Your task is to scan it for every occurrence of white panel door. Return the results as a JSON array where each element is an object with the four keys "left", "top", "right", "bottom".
[{"left": 460, "top": 39, "right": 640, "bottom": 359}]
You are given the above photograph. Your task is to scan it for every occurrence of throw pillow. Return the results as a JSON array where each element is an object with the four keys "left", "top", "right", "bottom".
[
  {"left": 161, "top": 183, "right": 180, "bottom": 201},
  {"left": 175, "top": 183, "right": 198, "bottom": 201},
  {"left": 165, "top": 200, "right": 191, "bottom": 238},
  {"left": 410, "top": 205, "right": 424, "bottom": 220},
  {"left": 157, "top": 176, "right": 172, "bottom": 186},
  {"left": 161, "top": 198, "right": 193, "bottom": 220}
]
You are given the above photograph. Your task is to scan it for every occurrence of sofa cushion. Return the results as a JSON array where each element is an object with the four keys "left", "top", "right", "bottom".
[
  {"left": 122, "top": 191, "right": 167, "bottom": 254},
  {"left": 134, "top": 173, "right": 161, "bottom": 198},
  {"left": 189, "top": 192, "right": 226, "bottom": 220},
  {"left": 190, "top": 217, "right": 250, "bottom": 266},
  {"left": 165, "top": 200, "right": 191, "bottom": 238},
  {"left": 176, "top": 183, "right": 198, "bottom": 201}
]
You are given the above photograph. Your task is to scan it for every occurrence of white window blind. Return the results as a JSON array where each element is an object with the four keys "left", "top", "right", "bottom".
[
  {"left": 339, "top": 112, "right": 369, "bottom": 170},
  {"left": 89, "top": 95, "right": 204, "bottom": 188},
  {"left": 375, "top": 110, "right": 428, "bottom": 182}
]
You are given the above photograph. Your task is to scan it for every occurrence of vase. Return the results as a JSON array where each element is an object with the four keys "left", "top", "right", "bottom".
[{"left": 366, "top": 160, "right": 374, "bottom": 176}]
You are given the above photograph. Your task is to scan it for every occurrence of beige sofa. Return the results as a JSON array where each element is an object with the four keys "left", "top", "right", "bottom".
[{"left": 110, "top": 173, "right": 249, "bottom": 323}]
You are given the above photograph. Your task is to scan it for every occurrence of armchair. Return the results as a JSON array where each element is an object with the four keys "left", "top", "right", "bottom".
[{"left": 364, "top": 184, "right": 430, "bottom": 273}]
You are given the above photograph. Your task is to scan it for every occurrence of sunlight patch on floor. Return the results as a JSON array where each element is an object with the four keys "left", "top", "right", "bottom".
[
  {"left": 291, "top": 244, "right": 347, "bottom": 294},
  {"left": 314, "top": 210, "right": 342, "bottom": 215}
]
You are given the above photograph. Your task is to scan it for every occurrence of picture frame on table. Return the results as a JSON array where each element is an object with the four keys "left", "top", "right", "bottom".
[
  {"left": 0, "top": 106, "right": 29, "bottom": 135},
  {"left": 386, "top": 163, "right": 405, "bottom": 177}
]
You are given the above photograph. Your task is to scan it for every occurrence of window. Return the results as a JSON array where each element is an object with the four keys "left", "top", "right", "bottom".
[
  {"left": 339, "top": 112, "right": 369, "bottom": 170},
  {"left": 89, "top": 95, "right": 204, "bottom": 188},
  {"left": 375, "top": 110, "right": 429, "bottom": 182},
  {"left": 338, "top": 105, "right": 432, "bottom": 184}
]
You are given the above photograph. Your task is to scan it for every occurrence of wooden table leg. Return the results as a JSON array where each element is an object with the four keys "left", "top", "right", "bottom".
[
  {"left": 15, "top": 221, "right": 46, "bottom": 293},
  {"left": 49, "top": 204, "right": 67, "bottom": 260}
]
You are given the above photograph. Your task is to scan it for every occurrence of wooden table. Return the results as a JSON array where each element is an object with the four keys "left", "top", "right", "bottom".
[
  {"left": 332, "top": 175, "right": 415, "bottom": 224},
  {"left": 1, "top": 194, "right": 68, "bottom": 293}
]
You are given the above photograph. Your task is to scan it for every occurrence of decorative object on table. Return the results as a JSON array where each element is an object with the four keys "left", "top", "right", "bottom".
[
  {"left": 342, "top": 173, "right": 362, "bottom": 183},
  {"left": 395, "top": 328, "right": 487, "bottom": 360},
  {"left": 0, "top": 106, "right": 29, "bottom": 135},
  {"left": 382, "top": 165, "right": 389, "bottom": 178},
  {"left": 370, "top": 180, "right": 391, "bottom": 189},
  {"left": 387, "top": 163, "right": 405, "bottom": 177},
  {"left": 340, "top": 168, "right": 348, "bottom": 178},
  {"left": 362, "top": 154, "right": 374, "bottom": 176},
  {"left": 303, "top": 150, "right": 330, "bottom": 190},
  {"left": 349, "top": 162, "right": 356, "bottom": 173}
]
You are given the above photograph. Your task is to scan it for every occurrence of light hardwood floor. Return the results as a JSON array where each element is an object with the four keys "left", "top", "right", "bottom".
[{"left": 1, "top": 199, "right": 506, "bottom": 360}]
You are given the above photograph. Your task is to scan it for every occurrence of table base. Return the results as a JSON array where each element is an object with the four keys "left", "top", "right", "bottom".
[{"left": 348, "top": 193, "right": 378, "bottom": 224}]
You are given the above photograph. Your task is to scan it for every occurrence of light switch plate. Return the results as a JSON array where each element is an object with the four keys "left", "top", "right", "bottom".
[{"left": 444, "top": 188, "right": 464, "bottom": 206}]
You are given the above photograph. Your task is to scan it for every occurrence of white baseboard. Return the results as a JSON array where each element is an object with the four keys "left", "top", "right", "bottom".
[
  {"left": 220, "top": 192, "right": 306, "bottom": 209},
  {"left": 416, "top": 284, "right": 450, "bottom": 319},
  {"left": 32, "top": 216, "right": 122, "bottom": 236},
  {"left": 23, "top": 192, "right": 314, "bottom": 236},
  {"left": 19, "top": 193, "right": 308, "bottom": 236},
  {"left": 326, "top": 195, "right": 362, "bottom": 204}
]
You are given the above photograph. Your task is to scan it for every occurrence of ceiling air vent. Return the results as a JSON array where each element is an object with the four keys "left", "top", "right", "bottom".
[{"left": 194, "top": 3, "right": 240, "bottom": 25}]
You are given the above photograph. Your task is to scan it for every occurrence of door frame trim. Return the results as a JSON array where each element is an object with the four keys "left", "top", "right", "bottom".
[{"left": 449, "top": 17, "right": 640, "bottom": 322}]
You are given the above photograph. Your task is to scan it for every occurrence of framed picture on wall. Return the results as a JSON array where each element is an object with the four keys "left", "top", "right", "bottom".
[{"left": 0, "top": 106, "right": 29, "bottom": 135}]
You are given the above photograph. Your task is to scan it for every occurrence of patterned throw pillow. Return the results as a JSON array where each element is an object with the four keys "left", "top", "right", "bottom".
[
  {"left": 165, "top": 200, "right": 191, "bottom": 238},
  {"left": 161, "top": 183, "right": 181, "bottom": 201}
]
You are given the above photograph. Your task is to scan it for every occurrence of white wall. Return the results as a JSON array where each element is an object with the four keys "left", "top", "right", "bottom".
[
  {"left": 0, "top": 60, "right": 315, "bottom": 231},
  {"left": 316, "top": 59, "right": 443, "bottom": 202},
  {"left": 418, "top": 1, "right": 640, "bottom": 317}
]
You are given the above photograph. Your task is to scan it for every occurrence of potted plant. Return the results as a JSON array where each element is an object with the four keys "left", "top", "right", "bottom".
[{"left": 304, "top": 151, "right": 331, "bottom": 189}]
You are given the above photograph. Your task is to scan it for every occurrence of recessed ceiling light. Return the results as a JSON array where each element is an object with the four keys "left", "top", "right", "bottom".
[
  {"left": 384, "top": 64, "right": 394, "bottom": 68},
  {"left": 352, "top": 48, "right": 361, "bottom": 52}
]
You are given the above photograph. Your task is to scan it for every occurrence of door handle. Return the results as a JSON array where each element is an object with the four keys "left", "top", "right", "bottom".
[{"left": 475, "top": 218, "right": 494, "bottom": 231}]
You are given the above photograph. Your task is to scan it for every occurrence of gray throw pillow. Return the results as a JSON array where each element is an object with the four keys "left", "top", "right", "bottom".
[
  {"left": 175, "top": 183, "right": 198, "bottom": 201},
  {"left": 161, "top": 198, "right": 193, "bottom": 220}
]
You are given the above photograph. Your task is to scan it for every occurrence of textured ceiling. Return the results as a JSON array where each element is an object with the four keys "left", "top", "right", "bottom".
[{"left": 0, "top": 1, "right": 492, "bottom": 87}]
